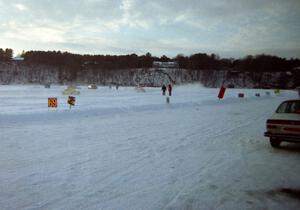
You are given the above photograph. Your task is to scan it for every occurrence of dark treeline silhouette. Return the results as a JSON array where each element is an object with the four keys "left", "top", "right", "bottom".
[
  {"left": 175, "top": 53, "right": 300, "bottom": 72},
  {"left": 232, "top": 55, "right": 300, "bottom": 72},
  {"left": 22, "top": 51, "right": 156, "bottom": 69},
  {"left": 1, "top": 48, "right": 300, "bottom": 72},
  {"left": 0, "top": 48, "right": 13, "bottom": 61}
]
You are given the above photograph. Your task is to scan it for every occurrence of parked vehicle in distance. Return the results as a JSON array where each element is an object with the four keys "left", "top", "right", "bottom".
[
  {"left": 88, "top": 84, "right": 98, "bottom": 89},
  {"left": 264, "top": 100, "right": 300, "bottom": 147}
]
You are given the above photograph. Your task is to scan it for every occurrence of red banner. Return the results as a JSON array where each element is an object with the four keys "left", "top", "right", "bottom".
[{"left": 218, "top": 86, "right": 226, "bottom": 99}]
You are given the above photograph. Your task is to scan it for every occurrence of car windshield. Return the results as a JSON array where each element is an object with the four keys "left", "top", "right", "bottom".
[{"left": 276, "top": 101, "right": 300, "bottom": 114}]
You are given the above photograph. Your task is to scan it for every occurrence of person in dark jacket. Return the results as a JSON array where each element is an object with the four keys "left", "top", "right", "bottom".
[
  {"left": 167, "top": 84, "right": 172, "bottom": 96},
  {"left": 161, "top": 84, "right": 166, "bottom": 95}
]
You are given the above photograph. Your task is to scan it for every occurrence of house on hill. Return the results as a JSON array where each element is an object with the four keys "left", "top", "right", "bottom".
[
  {"left": 12, "top": 56, "right": 24, "bottom": 61},
  {"left": 153, "top": 61, "right": 178, "bottom": 68}
]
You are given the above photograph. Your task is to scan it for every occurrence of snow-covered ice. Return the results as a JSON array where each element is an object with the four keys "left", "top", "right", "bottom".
[{"left": 0, "top": 84, "right": 300, "bottom": 210}]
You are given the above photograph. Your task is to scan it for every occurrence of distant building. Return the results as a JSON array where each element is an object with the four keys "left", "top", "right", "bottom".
[
  {"left": 153, "top": 61, "right": 178, "bottom": 68},
  {"left": 12, "top": 56, "right": 24, "bottom": 61}
]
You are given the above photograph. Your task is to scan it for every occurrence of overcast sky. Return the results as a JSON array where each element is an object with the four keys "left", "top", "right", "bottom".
[{"left": 0, "top": 0, "right": 300, "bottom": 58}]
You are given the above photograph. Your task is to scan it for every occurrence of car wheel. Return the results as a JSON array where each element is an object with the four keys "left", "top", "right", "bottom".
[{"left": 270, "top": 138, "right": 281, "bottom": 148}]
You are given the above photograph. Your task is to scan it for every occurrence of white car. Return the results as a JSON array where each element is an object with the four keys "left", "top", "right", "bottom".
[
  {"left": 88, "top": 84, "right": 98, "bottom": 89},
  {"left": 264, "top": 100, "right": 300, "bottom": 147}
]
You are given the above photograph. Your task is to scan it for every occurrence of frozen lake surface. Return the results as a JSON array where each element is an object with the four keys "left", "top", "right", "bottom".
[{"left": 0, "top": 84, "right": 300, "bottom": 210}]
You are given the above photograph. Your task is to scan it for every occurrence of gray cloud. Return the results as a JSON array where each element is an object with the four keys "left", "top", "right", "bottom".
[{"left": 0, "top": 0, "right": 299, "bottom": 58}]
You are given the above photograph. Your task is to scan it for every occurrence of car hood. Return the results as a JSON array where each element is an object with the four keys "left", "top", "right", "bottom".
[{"left": 269, "top": 113, "right": 300, "bottom": 121}]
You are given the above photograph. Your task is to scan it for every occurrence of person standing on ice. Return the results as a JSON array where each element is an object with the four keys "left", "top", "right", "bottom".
[
  {"left": 167, "top": 83, "right": 172, "bottom": 96},
  {"left": 161, "top": 84, "right": 167, "bottom": 95}
]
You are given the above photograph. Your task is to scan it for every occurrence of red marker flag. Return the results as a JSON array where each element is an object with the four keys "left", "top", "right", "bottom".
[{"left": 218, "top": 86, "right": 226, "bottom": 99}]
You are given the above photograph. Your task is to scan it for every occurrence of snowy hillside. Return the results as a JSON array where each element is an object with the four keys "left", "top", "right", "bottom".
[
  {"left": 0, "top": 62, "right": 298, "bottom": 88},
  {"left": 0, "top": 63, "right": 196, "bottom": 86},
  {"left": 0, "top": 85, "right": 300, "bottom": 210}
]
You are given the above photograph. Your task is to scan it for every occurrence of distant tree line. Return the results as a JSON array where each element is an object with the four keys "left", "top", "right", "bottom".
[
  {"left": 1, "top": 48, "right": 300, "bottom": 73},
  {"left": 22, "top": 51, "right": 156, "bottom": 69},
  {"left": 175, "top": 53, "right": 300, "bottom": 72},
  {"left": 0, "top": 48, "right": 13, "bottom": 61}
]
